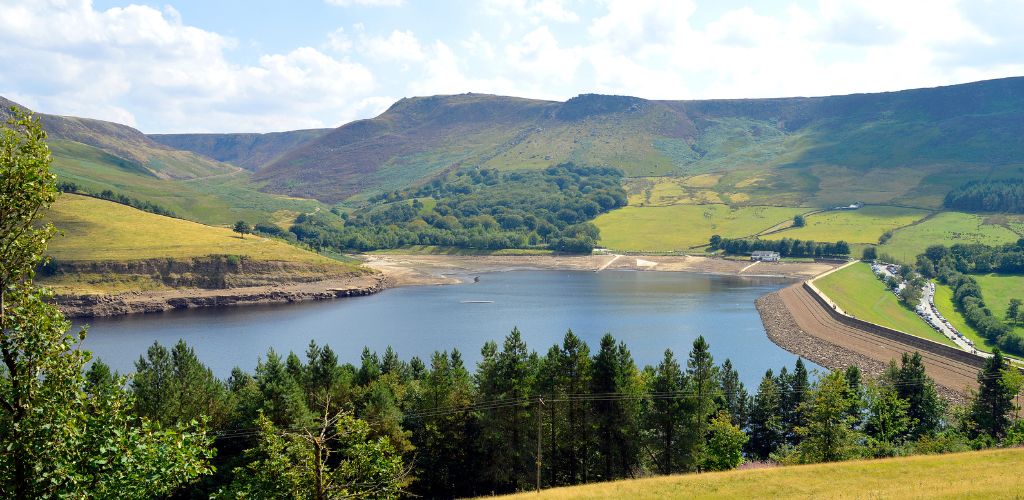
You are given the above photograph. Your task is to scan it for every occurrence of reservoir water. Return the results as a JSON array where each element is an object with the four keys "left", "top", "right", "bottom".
[{"left": 79, "top": 270, "right": 822, "bottom": 387}]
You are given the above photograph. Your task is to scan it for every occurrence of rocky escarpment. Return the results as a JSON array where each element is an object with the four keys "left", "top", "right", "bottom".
[
  {"left": 756, "top": 291, "right": 968, "bottom": 406},
  {"left": 57, "top": 274, "right": 393, "bottom": 318},
  {"left": 43, "top": 255, "right": 347, "bottom": 289}
]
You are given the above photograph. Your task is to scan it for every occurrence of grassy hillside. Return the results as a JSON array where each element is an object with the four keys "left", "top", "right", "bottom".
[
  {"left": 149, "top": 129, "right": 330, "bottom": 171},
  {"left": 595, "top": 205, "right": 803, "bottom": 252},
  {"left": 40, "top": 195, "right": 361, "bottom": 294},
  {"left": 494, "top": 448, "right": 1024, "bottom": 499},
  {"left": 46, "top": 194, "right": 337, "bottom": 264},
  {"left": 876, "top": 212, "right": 1024, "bottom": 262},
  {"left": 0, "top": 96, "right": 234, "bottom": 180},
  {"left": 252, "top": 78, "right": 1024, "bottom": 206},
  {"left": 763, "top": 206, "right": 929, "bottom": 244},
  {"left": 814, "top": 262, "right": 953, "bottom": 345}
]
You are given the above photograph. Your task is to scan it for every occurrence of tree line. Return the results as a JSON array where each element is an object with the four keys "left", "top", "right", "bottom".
[
  {"left": 286, "top": 164, "right": 627, "bottom": 254},
  {"left": 944, "top": 178, "right": 1024, "bottom": 213},
  {"left": 916, "top": 245, "right": 1024, "bottom": 356},
  {"left": 709, "top": 236, "right": 851, "bottom": 258}
]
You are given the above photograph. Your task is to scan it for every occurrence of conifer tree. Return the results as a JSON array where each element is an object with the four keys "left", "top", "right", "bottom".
[{"left": 970, "top": 348, "right": 1014, "bottom": 440}]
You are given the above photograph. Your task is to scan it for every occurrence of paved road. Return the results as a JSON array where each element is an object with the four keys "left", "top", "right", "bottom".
[{"left": 778, "top": 284, "right": 980, "bottom": 394}]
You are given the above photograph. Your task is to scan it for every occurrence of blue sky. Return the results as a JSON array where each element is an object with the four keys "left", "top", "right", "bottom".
[{"left": 1, "top": 0, "right": 1022, "bottom": 133}]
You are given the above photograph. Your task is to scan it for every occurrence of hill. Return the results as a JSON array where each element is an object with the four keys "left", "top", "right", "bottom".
[
  {"left": 253, "top": 77, "right": 1024, "bottom": 206},
  {"left": 1, "top": 96, "right": 328, "bottom": 226},
  {"left": 494, "top": 448, "right": 1024, "bottom": 499},
  {"left": 41, "top": 194, "right": 360, "bottom": 294},
  {"left": 0, "top": 96, "right": 235, "bottom": 180},
  {"left": 149, "top": 129, "right": 330, "bottom": 171}
]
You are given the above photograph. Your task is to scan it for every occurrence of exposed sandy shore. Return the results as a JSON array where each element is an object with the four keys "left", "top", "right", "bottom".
[{"left": 360, "top": 253, "right": 837, "bottom": 286}]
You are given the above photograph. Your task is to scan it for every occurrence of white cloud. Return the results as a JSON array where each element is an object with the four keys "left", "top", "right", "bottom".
[
  {"left": 325, "top": 0, "right": 403, "bottom": 6},
  {"left": 484, "top": 0, "right": 580, "bottom": 24},
  {"left": 362, "top": 30, "right": 425, "bottom": 62},
  {"left": 0, "top": 0, "right": 379, "bottom": 132}
]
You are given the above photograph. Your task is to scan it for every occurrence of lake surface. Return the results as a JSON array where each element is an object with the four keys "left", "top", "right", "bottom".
[{"left": 79, "top": 270, "right": 822, "bottom": 387}]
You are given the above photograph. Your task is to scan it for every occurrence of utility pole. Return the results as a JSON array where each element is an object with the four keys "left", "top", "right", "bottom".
[{"left": 536, "top": 397, "right": 544, "bottom": 493}]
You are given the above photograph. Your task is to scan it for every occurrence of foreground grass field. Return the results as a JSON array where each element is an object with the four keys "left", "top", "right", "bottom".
[
  {"left": 46, "top": 194, "right": 339, "bottom": 264},
  {"left": 876, "top": 212, "right": 1023, "bottom": 262},
  {"left": 814, "top": 262, "right": 954, "bottom": 346},
  {"left": 595, "top": 204, "right": 803, "bottom": 252},
  {"left": 494, "top": 448, "right": 1024, "bottom": 499},
  {"left": 764, "top": 206, "right": 930, "bottom": 244}
]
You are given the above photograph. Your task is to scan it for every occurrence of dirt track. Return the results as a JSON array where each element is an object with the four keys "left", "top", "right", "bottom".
[{"left": 777, "top": 284, "right": 979, "bottom": 395}]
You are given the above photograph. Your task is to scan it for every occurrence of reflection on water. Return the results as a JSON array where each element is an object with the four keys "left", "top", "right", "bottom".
[{"left": 79, "top": 270, "right": 822, "bottom": 387}]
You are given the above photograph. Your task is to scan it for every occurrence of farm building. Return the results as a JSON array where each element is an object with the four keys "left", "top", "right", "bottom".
[{"left": 751, "top": 251, "right": 781, "bottom": 262}]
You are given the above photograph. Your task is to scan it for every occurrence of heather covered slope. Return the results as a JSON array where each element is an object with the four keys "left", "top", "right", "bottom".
[
  {"left": 252, "top": 77, "right": 1024, "bottom": 206},
  {"left": 149, "top": 128, "right": 330, "bottom": 171}
]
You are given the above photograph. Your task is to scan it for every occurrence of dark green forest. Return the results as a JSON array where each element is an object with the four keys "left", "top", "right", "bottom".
[
  {"left": 90, "top": 331, "right": 1022, "bottom": 498},
  {"left": 945, "top": 179, "right": 1024, "bottom": 213},
  {"left": 284, "top": 164, "right": 627, "bottom": 253}
]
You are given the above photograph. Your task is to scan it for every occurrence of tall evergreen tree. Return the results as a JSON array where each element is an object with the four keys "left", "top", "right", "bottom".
[
  {"left": 782, "top": 358, "right": 811, "bottom": 444},
  {"left": 590, "top": 334, "right": 642, "bottom": 481},
  {"left": 557, "top": 330, "right": 593, "bottom": 485},
  {"left": 970, "top": 349, "right": 1015, "bottom": 440},
  {"left": 647, "top": 349, "right": 685, "bottom": 474},
  {"left": 881, "top": 352, "right": 944, "bottom": 437},
  {"left": 475, "top": 328, "right": 536, "bottom": 492},
  {"left": 682, "top": 336, "right": 720, "bottom": 471},
  {"left": 719, "top": 358, "right": 748, "bottom": 428},
  {"left": 746, "top": 370, "right": 784, "bottom": 460}
]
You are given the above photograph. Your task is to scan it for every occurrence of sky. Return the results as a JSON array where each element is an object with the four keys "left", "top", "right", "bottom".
[{"left": 0, "top": 0, "right": 1021, "bottom": 133}]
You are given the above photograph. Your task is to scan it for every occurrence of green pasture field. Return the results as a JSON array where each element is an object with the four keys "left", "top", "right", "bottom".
[
  {"left": 45, "top": 194, "right": 343, "bottom": 265},
  {"left": 764, "top": 206, "right": 929, "bottom": 244},
  {"left": 876, "top": 212, "right": 1023, "bottom": 262},
  {"left": 494, "top": 448, "right": 1024, "bottom": 500},
  {"left": 814, "top": 263, "right": 955, "bottom": 346},
  {"left": 594, "top": 204, "right": 804, "bottom": 252}
]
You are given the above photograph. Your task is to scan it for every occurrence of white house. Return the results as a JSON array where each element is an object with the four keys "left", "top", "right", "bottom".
[{"left": 751, "top": 251, "right": 781, "bottom": 262}]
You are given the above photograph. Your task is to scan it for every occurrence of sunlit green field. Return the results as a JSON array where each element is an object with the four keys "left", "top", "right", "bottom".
[
  {"left": 494, "top": 448, "right": 1024, "bottom": 499},
  {"left": 763, "top": 206, "right": 929, "bottom": 244},
  {"left": 46, "top": 194, "right": 341, "bottom": 264},
  {"left": 876, "top": 212, "right": 1023, "bottom": 262},
  {"left": 814, "top": 263, "right": 954, "bottom": 346},
  {"left": 594, "top": 204, "right": 804, "bottom": 252}
]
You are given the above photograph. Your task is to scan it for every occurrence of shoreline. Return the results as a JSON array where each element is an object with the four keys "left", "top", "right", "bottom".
[
  {"left": 56, "top": 274, "right": 392, "bottom": 319},
  {"left": 53, "top": 253, "right": 837, "bottom": 318},
  {"left": 359, "top": 253, "right": 837, "bottom": 286}
]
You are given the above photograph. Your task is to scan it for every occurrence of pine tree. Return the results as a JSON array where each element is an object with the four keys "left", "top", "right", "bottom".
[
  {"left": 719, "top": 358, "right": 748, "bottom": 428},
  {"left": 882, "top": 352, "right": 944, "bottom": 437},
  {"left": 783, "top": 358, "right": 811, "bottom": 444},
  {"left": 746, "top": 370, "right": 784, "bottom": 460},
  {"left": 970, "top": 348, "right": 1014, "bottom": 440},
  {"left": 647, "top": 349, "right": 685, "bottom": 474},
  {"left": 590, "top": 334, "right": 642, "bottom": 481},
  {"left": 682, "top": 336, "right": 720, "bottom": 471},
  {"left": 557, "top": 330, "right": 593, "bottom": 485}
]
